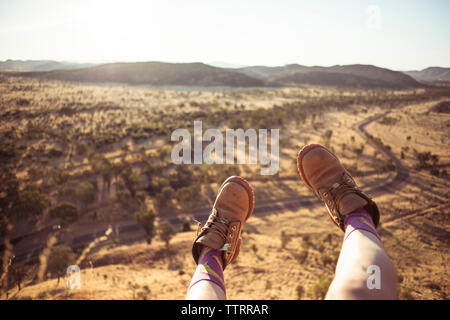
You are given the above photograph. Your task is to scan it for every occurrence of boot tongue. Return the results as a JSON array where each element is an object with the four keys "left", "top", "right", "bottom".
[{"left": 338, "top": 193, "right": 368, "bottom": 216}]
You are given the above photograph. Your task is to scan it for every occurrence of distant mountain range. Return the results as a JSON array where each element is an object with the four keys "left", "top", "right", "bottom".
[
  {"left": 1, "top": 59, "right": 448, "bottom": 89},
  {"left": 238, "top": 64, "right": 421, "bottom": 89},
  {"left": 9, "top": 62, "right": 266, "bottom": 87},
  {"left": 0, "top": 59, "right": 96, "bottom": 71},
  {"left": 403, "top": 67, "right": 450, "bottom": 83}
]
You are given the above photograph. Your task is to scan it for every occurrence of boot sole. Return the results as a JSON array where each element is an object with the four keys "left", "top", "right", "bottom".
[{"left": 218, "top": 176, "right": 255, "bottom": 222}]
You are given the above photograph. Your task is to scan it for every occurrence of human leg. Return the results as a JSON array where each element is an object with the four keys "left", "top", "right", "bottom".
[
  {"left": 297, "top": 144, "right": 397, "bottom": 300},
  {"left": 326, "top": 209, "right": 397, "bottom": 299},
  {"left": 186, "top": 176, "right": 254, "bottom": 300}
]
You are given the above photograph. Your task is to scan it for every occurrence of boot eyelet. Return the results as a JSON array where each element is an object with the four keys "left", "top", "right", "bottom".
[
  {"left": 229, "top": 233, "right": 233, "bottom": 238},
  {"left": 231, "top": 226, "right": 236, "bottom": 231}
]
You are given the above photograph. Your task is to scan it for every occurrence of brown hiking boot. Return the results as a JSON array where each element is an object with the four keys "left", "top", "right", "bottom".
[
  {"left": 297, "top": 144, "right": 379, "bottom": 231},
  {"left": 192, "top": 176, "right": 254, "bottom": 270}
]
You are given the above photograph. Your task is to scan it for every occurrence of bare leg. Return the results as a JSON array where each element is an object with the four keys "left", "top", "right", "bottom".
[
  {"left": 326, "top": 229, "right": 397, "bottom": 299},
  {"left": 186, "top": 280, "right": 226, "bottom": 300}
]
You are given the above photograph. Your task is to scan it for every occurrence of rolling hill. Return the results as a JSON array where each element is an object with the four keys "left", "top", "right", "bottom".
[
  {"left": 0, "top": 59, "right": 96, "bottom": 71},
  {"left": 3, "top": 60, "right": 427, "bottom": 89},
  {"left": 11, "top": 62, "right": 267, "bottom": 87},
  {"left": 239, "top": 64, "right": 423, "bottom": 89},
  {"left": 403, "top": 67, "right": 450, "bottom": 83}
]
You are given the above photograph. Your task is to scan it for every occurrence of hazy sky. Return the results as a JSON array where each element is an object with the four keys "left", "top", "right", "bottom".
[{"left": 0, "top": 0, "right": 449, "bottom": 70}]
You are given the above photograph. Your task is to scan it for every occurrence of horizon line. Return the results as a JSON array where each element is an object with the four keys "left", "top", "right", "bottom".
[{"left": 1, "top": 58, "right": 449, "bottom": 72}]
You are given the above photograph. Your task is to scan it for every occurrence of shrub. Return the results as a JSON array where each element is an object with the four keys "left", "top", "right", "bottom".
[
  {"left": 155, "top": 186, "right": 175, "bottom": 208},
  {"left": 251, "top": 243, "right": 258, "bottom": 254},
  {"left": 116, "top": 189, "right": 132, "bottom": 206},
  {"left": 170, "top": 165, "right": 195, "bottom": 190},
  {"left": 280, "top": 230, "right": 292, "bottom": 249},
  {"left": 321, "top": 254, "right": 334, "bottom": 266},
  {"left": 149, "top": 177, "right": 170, "bottom": 196},
  {"left": 378, "top": 116, "right": 399, "bottom": 125},
  {"left": 321, "top": 130, "right": 333, "bottom": 147},
  {"left": 13, "top": 184, "right": 50, "bottom": 219},
  {"left": 176, "top": 185, "right": 197, "bottom": 204},
  {"left": 45, "top": 147, "right": 64, "bottom": 158},
  {"left": 49, "top": 202, "right": 78, "bottom": 225},
  {"left": 134, "top": 208, "right": 156, "bottom": 244},
  {"left": 296, "top": 249, "right": 308, "bottom": 264},
  {"left": 296, "top": 285, "right": 305, "bottom": 300},
  {"left": 161, "top": 186, "right": 175, "bottom": 199},
  {"left": 16, "top": 98, "right": 30, "bottom": 107},
  {"left": 182, "top": 218, "right": 191, "bottom": 232},
  {"left": 398, "top": 286, "right": 415, "bottom": 300},
  {"left": 50, "top": 168, "right": 71, "bottom": 185},
  {"left": 47, "top": 245, "right": 76, "bottom": 283},
  {"left": 383, "top": 159, "right": 395, "bottom": 171},
  {"left": 307, "top": 276, "right": 332, "bottom": 300},
  {"left": 0, "top": 215, "right": 11, "bottom": 237},
  {"left": 8, "top": 263, "right": 28, "bottom": 291},
  {"left": 75, "top": 143, "right": 89, "bottom": 156},
  {"left": 75, "top": 181, "right": 97, "bottom": 206},
  {"left": 353, "top": 144, "right": 365, "bottom": 156},
  {"left": 121, "top": 169, "right": 141, "bottom": 198},
  {"left": 413, "top": 150, "right": 439, "bottom": 169},
  {"left": 158, "top": 221, "right": 176, "bottom": 249}
]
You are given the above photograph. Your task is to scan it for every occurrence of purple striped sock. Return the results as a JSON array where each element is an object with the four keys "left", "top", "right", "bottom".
[
  {"left": 188, "top": 247, "right": 226, "bottom": 295},
  {"left": 344, "top": 207, "right": 381, "bottom": 242}
]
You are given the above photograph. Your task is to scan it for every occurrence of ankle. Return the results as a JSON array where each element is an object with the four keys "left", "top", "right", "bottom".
[{"left": 344, "top": 207, "right": 380, "bottom": 242}]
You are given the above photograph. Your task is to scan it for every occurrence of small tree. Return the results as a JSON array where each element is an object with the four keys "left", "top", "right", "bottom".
[
  {"left": 321, "top": 130, "right": 333, "bottom": 148},
  {"left": 47, "top": 245, "right": 76, "bottom": 284},
  {"left": 156, "top": 186, "right": 175, "bottom": 208},
  {"left": 49, "top": 202, "right": 78, "bottom": 225},
  {"left": 13, "top": 184, "right": 50, "bottom": 219},
  {"left": 135, "top": 209, "right": 156, "bottom": 244},
  {"left": 0, "top": 167, "right": 20, "bottom": 217},
  {"left": 182, "top": 218, "right": 191, "bottom": 232},
  {"left": 75, "top": 181, "right": 97, "bottom": 207},
  {"left": 176, "top": 186, "right": 197, "bottom": 205},
  {"left": 280, "top": 230, "right": 292, "bottom": 249},
  {"left": 158, "top": 221, "right": 175, "bottom": 249},
  {"left": 430, "top": 154, "right": 439, "bottom": 166},
  {"left": 0, "top": 215, "right": 10, "bottom": 238},
  {"left": 75, "top": 143, "right": 88, "bottom": 156},
  {"left": 121, "top": 165, "right": 140, "bottom": 198},
  {"left": 102, "top": 168, "right": 112, "bottom": 193},
  {"left": 8, "top": 263, "right": 28, "bottom": 291},
  {"left": 296, "top": 285, "right": 305, "bottom": 300}
]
